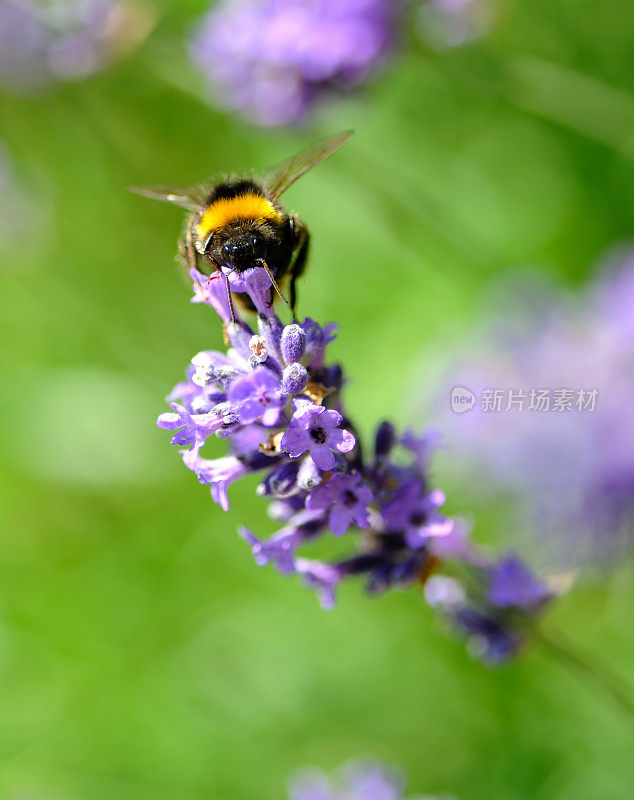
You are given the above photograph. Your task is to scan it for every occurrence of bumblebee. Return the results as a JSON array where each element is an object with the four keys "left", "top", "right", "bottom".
[{"left": 132, "top": 130, "right": 352, "bottom": 320}]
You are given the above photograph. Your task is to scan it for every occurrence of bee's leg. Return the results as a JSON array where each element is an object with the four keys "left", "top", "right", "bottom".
[
  {"left": 177, "top": 215, "right": 199, "bottom": 277},
  {"left": 289, "top": 218, "right": 310, "bottom": 320},
  {"left": 184, "top": 215, "right": 198, "bottom": 271}
]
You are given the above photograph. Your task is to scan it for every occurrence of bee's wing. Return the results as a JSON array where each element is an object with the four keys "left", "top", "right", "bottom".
[
  {"left": 129, "top": 183, "right": 206, "bottom": 212},
  {"left": 262, "top": 130, "right": 353, "bottom": 200}
]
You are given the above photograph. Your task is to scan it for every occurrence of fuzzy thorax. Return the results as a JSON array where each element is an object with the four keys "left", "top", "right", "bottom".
[{"left": 196, "top": 193, "right": 281, "bottom": 240}]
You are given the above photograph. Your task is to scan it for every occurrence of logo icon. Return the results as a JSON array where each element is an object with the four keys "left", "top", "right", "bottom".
[{"left": 451, "top": 386, "right": 476, "bottom": 414}]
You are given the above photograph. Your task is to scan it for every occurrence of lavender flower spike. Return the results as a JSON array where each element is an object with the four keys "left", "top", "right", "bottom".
[{"left": 158, "top": 226, "right": 564, "bottom": 665}]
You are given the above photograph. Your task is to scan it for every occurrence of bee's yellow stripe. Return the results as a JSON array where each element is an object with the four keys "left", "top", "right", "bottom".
[{"left": 196, "top": 193, "right": 281, "bottom": 238}]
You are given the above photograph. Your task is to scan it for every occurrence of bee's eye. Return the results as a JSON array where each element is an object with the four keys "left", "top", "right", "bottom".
[
  {"left": 222, "top": 241, "right": 236, "bottom": 260},
  {"left": 202, "top": 232, "right": 214, "bottom": 251}
]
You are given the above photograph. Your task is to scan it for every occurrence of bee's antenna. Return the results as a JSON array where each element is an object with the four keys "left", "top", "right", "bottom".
[{"left": 258, "top": 259, "right": 289, "bottom": 305}]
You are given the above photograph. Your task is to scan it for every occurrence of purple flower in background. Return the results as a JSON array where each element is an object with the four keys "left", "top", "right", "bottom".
[
  {"left": 291, "top": 761, "right": 402, "bottom": 800},
  {"left": 425, "top": 549, "right": 553, "bottom": 666},
  {"left": 306, "top": 472, "right": 372, "bottom": 535},
  {"left": 289, "top": 759, "right": 452, "bottom": 800},
  {"left": 0, "top": 0, "right": 153, "bottom": 93},
  {"left": 190, "top": 0, "right": 399, "bottom": 126},
  {"left": 428, "top": 248, "right": 634, "bottom": 571},
  {"left": 0, "top": 0, "right": 49, "bottom": 91},
  {"left": 282, "top": 403, "right": 355, "bottom": 470}
]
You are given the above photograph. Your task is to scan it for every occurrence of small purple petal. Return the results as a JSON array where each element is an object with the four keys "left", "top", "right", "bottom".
[
  {"left": 329, "top": 504, "right": 353, "bottom": 536},
  {"left": 295, "top": 558, "right": 341, "bottom": 609},
  {"left": 329, "top": 426, "right": 356, "bottom": 453},
  {"left": 309, "top": 443, "right": 336, "bottom": 471},
  {"left": 156, "top": 412, "right": 181, "bottom": 430},
  {"left": 190, "top": 268, "right": 232, "bottom": 322},
  {"left": 281, "top": 426, "right": 311, "bottom": 457}
]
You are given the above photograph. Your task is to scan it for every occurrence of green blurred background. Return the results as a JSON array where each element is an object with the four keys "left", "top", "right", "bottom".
[{"left": 1, "top": 1, "right": 633, "bottom": 798}]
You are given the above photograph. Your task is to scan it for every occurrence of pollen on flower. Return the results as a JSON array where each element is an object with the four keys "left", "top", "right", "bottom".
[
  {"left": 304, "top": 381, "right": 333, "bottom": 405},
  {"left": 249, "top": 334, "right": 268, "bottom": 362},
  {"left": 259, "top": 431, "right": 285, "bottom": 456},
  {"left": 191, "top": 352, "right": 214, "bottom": 387}
]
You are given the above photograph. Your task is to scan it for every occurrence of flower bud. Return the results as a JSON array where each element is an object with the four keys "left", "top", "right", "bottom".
[
  {"left": 375, "top": 420, "right": 395, "bottom": 459},
  {"left": 323, "top": 364, "right": 343, "bottom": 390},
  {"left": 281, "top": 363, "right": 309, "bottom": 395},
  {"left": 297, "top": 455, "right": 323, "bottom": 491},
  {"left": 257, "top": 461, "right": 300, "bottom": 498},
  {"left": 281, "top": 323, "right": 306, "bottom": 364}
]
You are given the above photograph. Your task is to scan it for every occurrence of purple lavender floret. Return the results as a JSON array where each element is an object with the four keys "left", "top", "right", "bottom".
[
  {"left": 382, "top": 481, "right": 453, "bottom": 549},
  {"left": 281, "top": 403, "right": 355, "bottom": 471},
  {"left": 189, "top": 0, "right": 399, "bottom": 127},
  {"left": 306, "top": 472, "right": 372, "bottom": 536},
  {"left": 228, "top": 367, "right": 283, "bottom": 426},
  {"left": 157, "top": 402, "right": 225, "bottom": 448},
  {"left": 158, "top": 259, "right": 560, "bottom": 664}
]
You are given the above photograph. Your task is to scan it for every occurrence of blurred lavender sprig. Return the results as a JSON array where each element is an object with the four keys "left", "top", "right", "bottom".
[
  {"left": 157, "top": 262, "right": 560, "bottom": 665},
  {"left": 0, "top": 0, "right": 153, "bottom": 92},
  {"left": 425, "top": 534, "right": 554, "bottom": 665},
  {"left": 290, "top": 759, "right": 455, "bottom": 800},
  {"left": 430, "top": 249, "right": 634, "bottom": 572},
  {"left": 190, "top": 0, "right": 399, "bottom": 127}
]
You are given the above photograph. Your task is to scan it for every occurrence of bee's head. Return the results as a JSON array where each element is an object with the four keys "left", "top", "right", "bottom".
[
  {"left": 202, "top": 224, "right": 274, "bottom": 271},
  {"left": 221, "top": 229, "right": 268, "bottom": 270}
]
